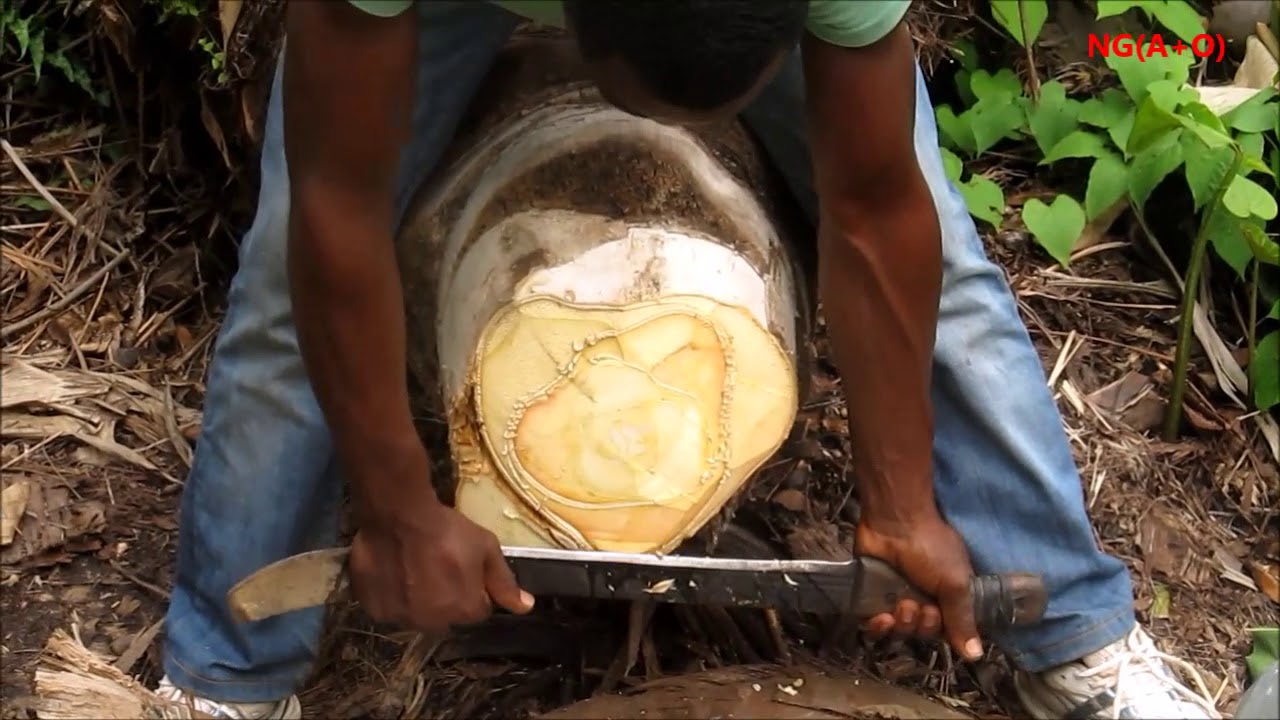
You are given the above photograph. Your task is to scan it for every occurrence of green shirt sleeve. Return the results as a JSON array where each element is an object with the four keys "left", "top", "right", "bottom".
[
  {"left": 347, "top": 0, "right": 413, "bottom": 18},
  {"left": 805, "top": 0, "right": 911, "bottom": 47}
]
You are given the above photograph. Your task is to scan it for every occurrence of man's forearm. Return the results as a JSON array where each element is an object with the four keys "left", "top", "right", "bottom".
[
  {"left": 279, "top": 2, "right": 424, "bottom": 505},
  {"left": 288, "top": 195, "right": 422, "bottom": 472},
  {"left": 820, "top": 193, "right": 943, "bottom": 526}
]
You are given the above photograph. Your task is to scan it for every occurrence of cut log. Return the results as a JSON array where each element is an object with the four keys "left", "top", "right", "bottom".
[{"left": 396, "top": 35, "right": 814, "bottom": 555}]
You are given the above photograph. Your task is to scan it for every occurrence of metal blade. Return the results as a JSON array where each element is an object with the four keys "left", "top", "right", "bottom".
[{"left": 503, "top": 546, "right": 918, "bottom": 617}]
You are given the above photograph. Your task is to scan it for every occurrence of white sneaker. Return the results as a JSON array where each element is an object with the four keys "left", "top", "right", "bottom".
[
  {"left": 1015, "top": 625, "right": 1220, "bottom": 719},
  {"left": 154, "top": 676, "right": 302, "bottom": 720}
]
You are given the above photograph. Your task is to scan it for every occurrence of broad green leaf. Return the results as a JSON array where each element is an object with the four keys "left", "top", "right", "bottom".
[
  {"left": 1126, "top": 97, "right": 1182, "bottom": 157},
  {"left": 1270, "top": 300, "right": 1280, "bottom": 321},
  {"left": 1247, "top": 627, "right": 1280, "bottom": 681},
  {"left": 969, "top": 67, "right": 1023, "bottom": 103},
  {"left": 1095, "top": 0, "right": 1152, "bottom": 19},
  {"left": 1108, "top": 107, "right": 1137, "bottom": 151},
  {"left": 1086, "top": 152, "right": 1129, "bottom": 220},
  {"left": 1146, "top": 79, "right": 1198, "bottom": 113},
  {"left": 1204, "top": 209, "right": 1257, "bottom": 277},
  {"left": 1080, "top": 89, "right": 1132, "bottom": 130},
  {"left": 1106, "top": 48, "right": 1194, "bottom": 104},
  {"left": 950, "top": 39, "right": 980, "bottom": 106},
  {"left": 958, "top": 175, "right": 1006, "bottom": 228},
  {"left": 967, "top": 100, "right": 1026, "bottom": 155},
  {"left": 990, "top": 0, "right": 1048, "bottom": 47},
  {"left": 1251, "top": 332, "right": 1280, "bottom": 411},
  {"left": 1149, "top": 0, "right": 1207, "bottom": 43},
  {"left": 1237, "top": 133, "right": 1265, "bottom": 164},
  {"left": 1022, "top": 195, "right": 1086, "bottom": 267},
  {"left": 936, "top": 106, "right": 977, "bottom": 155},
  {"left": 1222, "top": 89, "right": 1279, "bottom": 133},
  {"left": 1242, "top": 222, "right": 1279, "bottom": 266},
  {"left": 1128, "top": 130, "right": 1184, "bottom": 209},
  {"left": 940, "top": 147, "right": 965, "bottom": 183},
  {"left": 1223, "top": 175, "right": 1279, "bottom": 220},
  {"left": 1026, "top": 81, "right": 1081, "bottom": 156},
  {"left": 1179, "top": 101, "right": 1228, "bottom": 134},
  {"left": 1043, "top": 130, "right": 1111, "bottom": 164},
  {"left": 1181, "top": 138, "right": 1236, "bottom": 209}
]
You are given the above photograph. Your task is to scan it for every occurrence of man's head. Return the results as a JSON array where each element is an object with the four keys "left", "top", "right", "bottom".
[{"left": 564, "top": 0, "right": 808, "bottom": 125}]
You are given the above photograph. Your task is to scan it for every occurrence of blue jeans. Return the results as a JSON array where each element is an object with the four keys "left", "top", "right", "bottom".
[{"left": 162, "top": 1, "right": 1136, "bottom": 703}]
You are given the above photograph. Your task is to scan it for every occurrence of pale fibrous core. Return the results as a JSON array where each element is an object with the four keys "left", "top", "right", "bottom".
[{"left": 453, "top": 294, "right": 797, "bottom": 554}]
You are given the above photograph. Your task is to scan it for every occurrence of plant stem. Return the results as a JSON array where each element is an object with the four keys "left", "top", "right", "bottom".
[
  {"left": 1016, "top": 0, "right": 1041, "bottom": 101},
  {"left": 1163, "top": 147, "right": 1244, "bottom": 441}
]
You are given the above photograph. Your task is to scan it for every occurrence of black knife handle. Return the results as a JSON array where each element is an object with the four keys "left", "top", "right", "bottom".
[
  {"left": 970, "top": 572, "right": 1048, "bottom": 630},
  {"left": 857, "top": 558, "right": 1048, "bottom": 632}
]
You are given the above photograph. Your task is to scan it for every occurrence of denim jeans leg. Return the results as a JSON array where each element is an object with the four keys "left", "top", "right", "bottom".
[
  {"left": 161, "top": 2, "right": 519, "bottom": 703},
  {"left": 738, "top": 47, "right": 1136, "bottom": 673}
]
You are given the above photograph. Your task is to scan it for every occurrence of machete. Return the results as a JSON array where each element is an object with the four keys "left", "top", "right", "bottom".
[{"left": 226, "top": 545, "right": 1048, "bottom": 631}]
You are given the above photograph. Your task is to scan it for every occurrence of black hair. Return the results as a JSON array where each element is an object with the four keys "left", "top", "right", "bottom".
[{"left": 564, "top": 0, "right": 809, "bottom": 112}]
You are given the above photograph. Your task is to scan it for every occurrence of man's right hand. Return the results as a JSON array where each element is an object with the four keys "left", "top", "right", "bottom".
[{"left": 347, "top": 464, "right": 535, "bottom": 634}]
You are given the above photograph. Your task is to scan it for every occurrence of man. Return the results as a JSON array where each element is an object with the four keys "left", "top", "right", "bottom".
[{"left": 154, "top": 2, "right": 1218, "bottom": 719}]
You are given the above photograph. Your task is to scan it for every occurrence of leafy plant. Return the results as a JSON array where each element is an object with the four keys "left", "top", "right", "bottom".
[
  {"left": 1, "top": 2, "right": 106, "bottom": 105},
  {"left": 933, "top": 0, "right": 1280, "bottom": 420}
]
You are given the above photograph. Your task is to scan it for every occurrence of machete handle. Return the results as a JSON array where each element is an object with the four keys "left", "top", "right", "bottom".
[
  {"left": 969, "top": 572, "right": 1048, "bottom": 630},
  {"left": 857, "top": 557, "right": 1047, "bottom": 632}
]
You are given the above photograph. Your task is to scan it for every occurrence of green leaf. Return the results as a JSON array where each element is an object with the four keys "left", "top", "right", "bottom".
[
  {"left": 1080, "top": 89, "right": 1132, "bottom": 130},
  {"left": 1223, "top": 175, "right": 1279, "bottom": 220},
  {"left": 1242, "top": 222, "right": 1279, "bottom": 266},
  {"left": 1026, "top": 81, "right": 1081, "bottom": 156},
  {"left": 990, "top": 0, "right": 1048, "bottom": 47},
  {"left": 29, "top": 27, "right": 44, "bottom": 81},
  {"left": 1127, "top": 97, "right": 1182, "bottom": 157},
  {"left": 1146, "top": 79, "right": 1199, "bottom": 113},
  {"left": 958, "top": 175, "right": 1007, "bottom": 228},
  {"left": 1204, "top": 208, "right": 1257, "bottom": 277},
  {"left": 1108, "top": 107, "right": 1137, "bottom": 151},
  {"left": 1222, "top": 88, "right": 1279, "bottom": 133},
  {"left": 1043, "top": 130, "right": 1111, "bottom": 164},
  {"left": 1248, "top": 627, "right": 1280, "bottom": 681},
  {"left": 1095, "top": 0, "right": 1151, "bottom": 19},
  {"left": 1149, "top": 0, "right": 1207, "bottom": 43},
  {"left": 1086, "top": 152, "right": 1129, "bottom": 220},
  {"left": 967, "top": 100, "right": 1027, "bottom": 155},
  {"left": 10, "top": 195, "right": 52, "bottom": 212},
  {"left": 936, "top": 106, "right": 977, "bottom": 155},
  {"left": 1106, "top": 48, "right": 1195, "bottom": 105},
  {"left": 969, "top": 67, "right": 1023, "bottom": 103},
  {"left": 1181, "top": 138, "right": 1236, "bottom": 210},
  {"left": 940, "top": 147, "right": 965, "bottom": 183},
  {"left": 1251, "top": 332, "right": 1280, "bottom": 411},
  {"left": 1238, "top": 133, "right": 1265, "bottom": 162},
  {"left": 1269, "top": 300, "right": 1280, "bottom": 321},
  {"left": 1177, "top": 102, "right": 1234, "bottom": 149},
  {"left": 1128, "top": 130, "right": 1184, "bottom": 209},
  {"left": 1022, "top": 195, "right": 1086, "bottom": 267}
]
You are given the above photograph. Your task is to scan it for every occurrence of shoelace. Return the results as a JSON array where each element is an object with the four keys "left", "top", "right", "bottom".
[
  {"left": 1076, "top": 628, "right": 1220, "bottom": 720},
  {"left": 154, "top": 685, "right": 259, "bottom": 720}
]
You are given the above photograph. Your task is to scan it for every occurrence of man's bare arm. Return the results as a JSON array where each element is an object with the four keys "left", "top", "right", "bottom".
[
  {"left": 801, "top": 24, "right": 942, "bottom": 527},
  {"left": 282, "top": 3, "right": 428, "bottom": 511}
]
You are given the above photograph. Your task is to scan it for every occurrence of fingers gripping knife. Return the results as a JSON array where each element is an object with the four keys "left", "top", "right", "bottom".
[{"left": 226, "top": 546, "right": 1049, "bottom": 633}]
